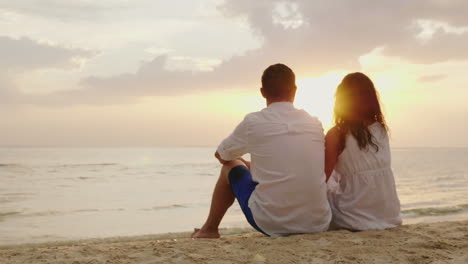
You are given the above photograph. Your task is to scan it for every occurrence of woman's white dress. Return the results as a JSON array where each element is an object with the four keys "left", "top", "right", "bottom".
[{"left": 327, "top": 123, "right": 402, "bottom": 230}]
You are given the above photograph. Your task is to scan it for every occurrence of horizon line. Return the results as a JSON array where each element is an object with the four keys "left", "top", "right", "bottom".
[{"left": 1, "top": 145, "right": 468, "bottom": 149}]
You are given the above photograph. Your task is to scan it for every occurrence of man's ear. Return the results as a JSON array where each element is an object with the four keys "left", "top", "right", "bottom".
[
  {"left": 290, "top": 85, "right": 297, "bottom": 101},
  {"left": 293, "top": 84, "right": 297, "bottom": 94},
  {"left": 260, "top": 87, "right": 267, "bottom": 99}
]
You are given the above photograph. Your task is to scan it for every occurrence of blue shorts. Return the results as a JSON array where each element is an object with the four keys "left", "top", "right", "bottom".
[{"left": 228, "top": 165, "right": 267, "bottom": 236}]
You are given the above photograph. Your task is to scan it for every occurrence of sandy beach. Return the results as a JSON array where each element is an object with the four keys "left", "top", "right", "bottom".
[{"left": 1, "top": 220, "right": 467, "bottom": 264}]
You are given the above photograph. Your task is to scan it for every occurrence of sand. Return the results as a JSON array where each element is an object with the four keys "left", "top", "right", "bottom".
[{"left": 1, "top": 220, "right": 468, "bottom": 264}]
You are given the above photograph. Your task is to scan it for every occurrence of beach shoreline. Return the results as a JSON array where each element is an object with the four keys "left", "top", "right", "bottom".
[
  {"left": 0, "top": 227, "right": 256, "bottom": 250},
  {"left": 1, "top": 220, "right": 467, "bottom": 263}
]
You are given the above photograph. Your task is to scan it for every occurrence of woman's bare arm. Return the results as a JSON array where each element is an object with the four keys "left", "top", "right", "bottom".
[{"left": 325, "top": 127, "right": 341, "bottom": 182}]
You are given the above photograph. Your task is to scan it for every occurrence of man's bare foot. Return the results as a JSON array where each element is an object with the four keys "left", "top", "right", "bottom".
[{"left": 191, "top": 228, "right": 220, "bottom": 239}]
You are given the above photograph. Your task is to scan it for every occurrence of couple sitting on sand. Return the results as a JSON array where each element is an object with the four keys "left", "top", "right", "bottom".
[{"left": 192, "top": 64, "right": 402, "bottom": 238}]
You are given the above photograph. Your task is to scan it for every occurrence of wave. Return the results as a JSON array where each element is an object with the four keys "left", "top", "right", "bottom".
[
  {"left": 167, "top": 162, "right": 217, "bottom": 168},
  {"left": 30, "top": 208, "right": 127, "bottom": 216},
  {"left": 402, "top": 204, "right": 468, "bottom": 217},
  {"left": 0, "top": 164, "right": 21, "bottom": 167},
  {"left": 0, "top": 193, "right": 35, "bottom": 204},
  {"left": 0, "top": 211, "right": 21, "bottom": 217},
  {"left": 60, "top": 163, "right": 118, "bottom": 167},
  {"left": 77, "top": 176, "right": 94, "bottom": 180},
  {"left": 1, "top": 208, "right": 125, "bottom": 219},
  {"left": 0, "top": 163, "right": 119, "bottom": 169},
  {"left": 0, "top": 211, "right": 21, "bottom": 223},
  {"left": 2, "top": 192, "right": 34, "bottom": 196},
  {"left": 141, "top": 204, "right": 188, "bottom": 211},
  {"left": 22, "top": 211, "right": 63, "bottom": 217}
]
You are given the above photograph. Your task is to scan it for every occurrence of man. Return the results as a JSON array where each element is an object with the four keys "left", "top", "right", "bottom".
[{"left": 192, "top": 64, "right": 331, "bottom": 238}]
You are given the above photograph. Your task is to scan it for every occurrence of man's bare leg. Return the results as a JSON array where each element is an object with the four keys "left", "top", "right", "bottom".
[{"left": 192, "top": 159, "right": 246, "bottom": 239}]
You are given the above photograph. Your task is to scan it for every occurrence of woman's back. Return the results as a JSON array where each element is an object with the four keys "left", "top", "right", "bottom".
[
  {"left": 328, "top": 123, "right": 402, "bottom": 230},
  {"left": 336, "top": 122, "right": 391, "bottom": 174}
]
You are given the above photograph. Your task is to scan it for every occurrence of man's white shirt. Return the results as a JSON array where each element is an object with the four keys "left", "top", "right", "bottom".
[{"left": 217, "top": 102, "right": 331, "bottom": 236}]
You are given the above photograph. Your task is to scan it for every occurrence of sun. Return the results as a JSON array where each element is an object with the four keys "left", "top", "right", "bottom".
[{"left": 295, "top": 73, "right": 344, "bottom": 131}]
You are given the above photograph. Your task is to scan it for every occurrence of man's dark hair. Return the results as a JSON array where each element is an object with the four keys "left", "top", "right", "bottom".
[{"left": 261, "top": 63, "right": 296, "bottom": 98}]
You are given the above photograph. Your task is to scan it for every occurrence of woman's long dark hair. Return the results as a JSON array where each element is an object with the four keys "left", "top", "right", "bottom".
[{"left": 333, "top": 72, "right": 388, "bottom": 152}]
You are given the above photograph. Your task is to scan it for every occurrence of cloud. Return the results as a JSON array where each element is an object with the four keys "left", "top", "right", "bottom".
[
  {"left": 0, "top": 0, "right": 222, "bottom": 22},
  {"left": 0, "top": 36, "right": 95, "bottom": 105},
  {"left": 220, "top": 0, "right": 468, "bottom": 65},
  {"left": 0, "top": 77, "right": 22, "bottom": 105},
  {"left": 0, "top": 36, "right": 95, "bottom": 72},
  {"left": 7, "top": 0, "right": 468, "bottom": 105},
  {"left": 0, "top": 0, "right": 131, "bottom": 21},
  {"left": 417, "top": 74, "right": 447, "bottom": 83},
  {"left": 57, "top": 53, "right": 263, "bottom": 102}
]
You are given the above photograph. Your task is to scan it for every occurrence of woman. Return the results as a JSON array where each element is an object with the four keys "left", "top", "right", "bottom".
[{"left": 326, "top": 72, "right": 402, "bottom": 231}]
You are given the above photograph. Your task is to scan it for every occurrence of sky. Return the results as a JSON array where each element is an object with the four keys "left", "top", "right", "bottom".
[{"left": 1, "top": 0, "right": 468, "bottom": 147}]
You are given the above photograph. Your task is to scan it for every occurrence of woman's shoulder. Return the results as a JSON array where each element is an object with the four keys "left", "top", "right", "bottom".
[
  {"left": 325, "top": 126, "right": 341, "bottom": 140},
  {"left": 369, "top": 122, "right": 389, "bottom": 138},
  {"left": 325, "top": 126, "right": 344, "bottom": 147}
]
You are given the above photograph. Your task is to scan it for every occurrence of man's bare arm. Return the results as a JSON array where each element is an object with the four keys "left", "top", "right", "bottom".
[
  {"left": 214, "top": 151, "right": 229, "bottom": 164},
  {"left": 215, "top": 152, "right": 250, "bottom": 169}
]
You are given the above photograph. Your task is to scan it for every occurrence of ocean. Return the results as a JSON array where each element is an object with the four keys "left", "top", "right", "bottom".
[{"left": 1, "top": 147, "right": 468, "bottom": 245}]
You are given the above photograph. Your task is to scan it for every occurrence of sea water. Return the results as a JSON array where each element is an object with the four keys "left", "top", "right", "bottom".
[{"left": 1, "top": 147, "right": 467, "bottom": 245}]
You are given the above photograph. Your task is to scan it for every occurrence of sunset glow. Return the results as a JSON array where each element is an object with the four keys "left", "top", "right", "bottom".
[
  {"left": 295, "top": 74, "right": 344, "bottom": 130},
  {"left": 1, "top": 1, "right": 468, "bottom": 147}
]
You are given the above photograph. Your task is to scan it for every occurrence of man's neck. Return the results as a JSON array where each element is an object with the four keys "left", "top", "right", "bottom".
[{"left": 266, "top": 98, "right": 294, "bottom": 106}]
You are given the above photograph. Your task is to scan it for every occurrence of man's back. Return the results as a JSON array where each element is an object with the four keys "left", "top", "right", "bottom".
[{"left": 217, "top": 102, "right": 332, "bottom": 236}]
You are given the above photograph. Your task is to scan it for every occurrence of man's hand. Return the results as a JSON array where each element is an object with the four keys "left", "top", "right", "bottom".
[
  {"left": 214, "top": 151, "right": 229, "bottom": 165},
  {"left": 215, "top": 152, "right": 251, "bottom": 169}
]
